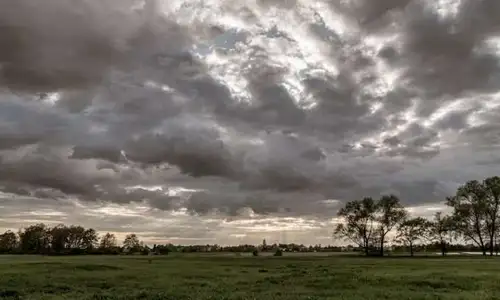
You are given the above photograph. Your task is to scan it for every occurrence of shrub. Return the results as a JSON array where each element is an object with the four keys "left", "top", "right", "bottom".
[
  {"left": 252, "top": 250, "right": 259, "bottom": 256},
  {"left": 274, "top": 249, "right": 283, "bottom": 256}
]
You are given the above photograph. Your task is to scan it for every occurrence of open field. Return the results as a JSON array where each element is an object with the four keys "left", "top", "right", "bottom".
[{"left": 1, "top": 255, "right": 499, "bottom": 300}]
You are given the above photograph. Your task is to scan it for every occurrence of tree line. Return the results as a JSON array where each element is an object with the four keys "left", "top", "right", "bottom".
[
  {"left": 334, "top": 176, "right": 500, "bottom": 256},
  {"left": 0, "top": 223, "right": 153, "bottom": 255},
  {"left": 0, "top": 223, "right": 350, "bottom": 255},
  {"left": 0, "top": 221, "right": 492, "bottom": 256}
]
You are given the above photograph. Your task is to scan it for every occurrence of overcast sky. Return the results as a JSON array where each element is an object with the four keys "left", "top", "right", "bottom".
[{"left": 0, "top": 0, "right": 498, "bottom": 245}]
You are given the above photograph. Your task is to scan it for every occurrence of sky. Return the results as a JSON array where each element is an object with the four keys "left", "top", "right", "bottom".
[{"left": 0, "top": 0, "right": 499, "bottom": 245}]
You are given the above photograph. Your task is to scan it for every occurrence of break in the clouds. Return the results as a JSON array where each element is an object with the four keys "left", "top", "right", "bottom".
[{"left": 0, "top": 0, "right": 499, "bottom": 243}]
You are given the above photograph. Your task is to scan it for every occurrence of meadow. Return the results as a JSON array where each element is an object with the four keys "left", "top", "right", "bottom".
[{"left": 0, "top": 254, "right": 499, "bottom": 300}]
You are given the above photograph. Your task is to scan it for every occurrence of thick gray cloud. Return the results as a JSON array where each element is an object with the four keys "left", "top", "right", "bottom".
[{"left": 0, "top": 0, "right": 499, "bottom": 235}]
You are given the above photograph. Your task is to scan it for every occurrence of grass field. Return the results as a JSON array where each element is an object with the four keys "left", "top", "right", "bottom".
[{"left": 0, "top": 254, "right": 499, "bottom": 300}]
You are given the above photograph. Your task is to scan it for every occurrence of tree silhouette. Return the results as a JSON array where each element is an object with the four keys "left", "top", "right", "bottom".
[
  {"left": 427, "top": 212, "right": 455, "bottom": 256},
  {"left": 123, "top": 234, "right": 142, "bottom": 253},
  {"left": 334, "top": 197, "right": 377, "bottom": 255},
  {"left": 447, "top": 180, "right": 489, "bottom": 255},
  {"left": 19, "top": 224, "right": 50, "bottom": 254},
  {"left": 483, "top": 176, "right": 500, "bottom": 256},
  {"left": 0, "top": 230, "right": 18, "bottom": 253},
  {"left": 99, "top": 233, "right": 118, "bottom": 250},
  {"left": 376, "top": 195, "right": 407, "bottom": 256},
  {"left": 396, "top": 217, "right": 429, "bottom": 256}
]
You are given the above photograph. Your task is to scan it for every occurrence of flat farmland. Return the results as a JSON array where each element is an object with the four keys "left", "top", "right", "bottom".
[{"left": 0, "top": 254, "right": 498, "bottom": 300}]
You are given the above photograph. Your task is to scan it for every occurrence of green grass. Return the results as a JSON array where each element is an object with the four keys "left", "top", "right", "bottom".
[{"left": 1, "top": 254, "right": 499, "bottom": 299}]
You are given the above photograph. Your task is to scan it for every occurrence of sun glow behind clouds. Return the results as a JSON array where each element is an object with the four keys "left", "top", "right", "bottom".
[
  {"left": 182, "top": 0, "right": 345, "bottom": 111},
  {"left": 0, "top": 199, "right": 451, "bottom": 245}
]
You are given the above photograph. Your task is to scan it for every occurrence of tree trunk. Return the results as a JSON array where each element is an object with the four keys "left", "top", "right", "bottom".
[
  {"left": 490, "top": 200, "right": 499, "bottom": 257},
  {"left": 477, "top": 236, "right": 486, "bottom": 256},
  {"left": 409, "top": 242, "right": 414, "bottom": 257},
  {"left": 480, "top": 235, "right": 487, "bottom": 256},
  {"left": 490, "top": 221, "right": 496, "bottom": 256},
  {"left": 441, "top": 241, "right": 446, "bottom": 256},
  {"left": 380, "top": 237, "right": 384, "bottom": 257},
  {"left": 476, "top": 217, "right": 487, "bottom": 256}
]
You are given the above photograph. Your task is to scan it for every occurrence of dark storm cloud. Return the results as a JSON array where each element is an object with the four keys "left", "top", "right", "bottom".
[
  {"left": 123, "top": 123, "right": 235, "bottom": 177},
  {"left": 0, "top": 0, "right": 194, "bottom": 93},
  {"left": 400, "top": 8, "right": 500, "bottom": 98},
  {"left": 0, "top": 0, "right": 499, "bottom": 219},
  {"left": 0, "top": 0, "right": 128, "bottom": 92}
]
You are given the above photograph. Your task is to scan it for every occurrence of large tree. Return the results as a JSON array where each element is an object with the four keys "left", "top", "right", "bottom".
[
  {"left": 334, "top": 197, "right": 377, "bottom": 255},
  {"left": 396, "top": 217, "right": 429, "bottom": 257},
  {"left": 376, "top": 195, "right": 407, "bottom": 256},
  {"left": 447, "top": 180, "right": 489, "bottom": 255},
  {"left": 483, "top": 176, "right": 500, "bottom": 256}
]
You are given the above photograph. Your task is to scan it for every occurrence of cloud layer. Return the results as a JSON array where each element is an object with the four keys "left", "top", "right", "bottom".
[{"left": 0, "top": 0, "right": 499, "bottom": 237}]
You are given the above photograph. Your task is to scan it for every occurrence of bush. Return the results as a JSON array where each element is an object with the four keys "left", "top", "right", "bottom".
[
  {"left": 252, "top": 250, "right": 259, "bottom": 256},
  {"left": 274, "top": 249, "right": 283, "bottom": 256}
]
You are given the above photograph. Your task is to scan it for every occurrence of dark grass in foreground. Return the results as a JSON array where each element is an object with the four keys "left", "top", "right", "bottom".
[{"left": 1, "top": 255, "right": 499, "bottom": 299}]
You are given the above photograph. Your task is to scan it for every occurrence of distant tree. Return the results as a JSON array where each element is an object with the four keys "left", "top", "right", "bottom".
[
  {"left": 99, "top": 233, "right": 117, "bottom": 250},
  {"left": 334, "top": 197, "right": 378, "bottom": 255},
  {"left": 376, "top": 195, "right": 407, "bottom": 256},
  {"left": 123, "top": 234, "right": 141, "bottom": 253},
  {"left": 67, "top": 225, "right": 86, "bottom": 249},
  {"left": 0, "top": 230, "right": 18, "bottom": 253},
  {"left": 154, "top": 244, "right": 170, "bottom": 255},
  {"left": 447, "top": 180, "right": 489, "bottom": 255},
  {"left": 428, "top": 212, "right": 455, "bottom": 256},
  {"left": 49, "top": 225, "right": 70, "bottom": 253},
  {"left": 141, "top": 245, "right": 151, "bottom": 255},
  {"left": 19, "top": 224, "right": 50, "bottom": 254},
  {"left": 82, "top": 228, "right": 99, "bottom": 251},
  {"left": 396, "top": 217, "right": 429, "bottom": 256}
]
